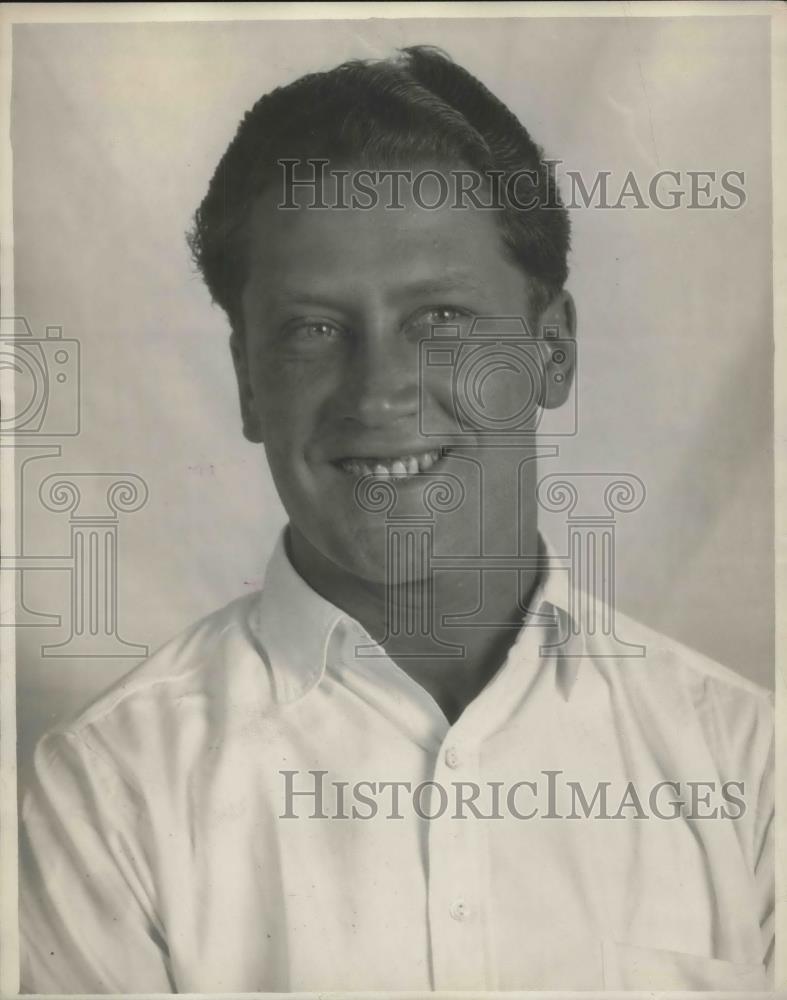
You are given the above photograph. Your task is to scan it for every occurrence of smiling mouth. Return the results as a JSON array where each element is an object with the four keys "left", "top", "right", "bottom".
[{"left": 335, "top": 447, "right": 451, "bottom": 479}]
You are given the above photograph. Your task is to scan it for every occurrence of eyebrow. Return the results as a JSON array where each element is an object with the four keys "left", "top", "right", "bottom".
[
  {"left": 271, "top": 272, "right": 489, "bottom": 307},
  {"left": 394, "top": 273, "right": 487, "bottom": 297}
]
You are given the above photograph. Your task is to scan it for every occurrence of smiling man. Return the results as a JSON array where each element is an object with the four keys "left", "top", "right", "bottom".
[
  {"left": 229, "top": 166, "right": 574, "bottom": 721},
  {"left": 20, "top": 47, "right": 773, "bottom": 993}
]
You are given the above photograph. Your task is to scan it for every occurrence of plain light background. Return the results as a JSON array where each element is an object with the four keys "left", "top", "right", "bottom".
[{"left": 10, "top": 15, "right": 773, "bottom": 783}]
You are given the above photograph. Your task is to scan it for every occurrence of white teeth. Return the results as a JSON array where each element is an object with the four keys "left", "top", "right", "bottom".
[{"left": 338, "top": 449, "right": 446, "bottom": 478}]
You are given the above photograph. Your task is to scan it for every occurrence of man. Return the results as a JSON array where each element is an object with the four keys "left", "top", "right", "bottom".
[{"left": 21, "top": 47, "right": 773, "bottom": 992}]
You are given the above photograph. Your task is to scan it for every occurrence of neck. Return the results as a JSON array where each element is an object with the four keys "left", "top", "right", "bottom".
[{"left": 287, "top": 526, "right": 543, "bottom": 723}]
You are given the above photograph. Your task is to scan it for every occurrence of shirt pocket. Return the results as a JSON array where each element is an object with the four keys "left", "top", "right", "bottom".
[{"left": 601, "top": 940, "right": 769, "bottom": 991}]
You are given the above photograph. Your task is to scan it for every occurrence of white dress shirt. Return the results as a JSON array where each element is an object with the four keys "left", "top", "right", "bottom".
[{"left": 20, "top": 533, "right": 774, "bottom": 992}]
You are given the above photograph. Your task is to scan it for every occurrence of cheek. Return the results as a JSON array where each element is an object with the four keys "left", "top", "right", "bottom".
[
  {"left": 252, "top": 355, "right": 337, "bottom": 438},
  {"left": 420, "top": 363, "right": 457, "bottom": 418}
]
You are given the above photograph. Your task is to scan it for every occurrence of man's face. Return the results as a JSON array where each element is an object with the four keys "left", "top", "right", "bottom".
[{"left": 234, "top": 173, "right": 572, "bottom": 583}]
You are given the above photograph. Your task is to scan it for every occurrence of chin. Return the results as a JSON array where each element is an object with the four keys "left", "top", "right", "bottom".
[
  {"left": 332, "top": 529, "right": 391, "bottom": 584},
  {"left": 352, "top": 542, "right": 436, "bottom": 589},
  {"left": 319, "top": 522, "right": 420, "bottom": 587}
]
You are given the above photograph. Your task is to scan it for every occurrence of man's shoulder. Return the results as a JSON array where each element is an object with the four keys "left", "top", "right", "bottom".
[
  {"left": 595, "top": 607, "right": 774, "bottom": 770},
  {"left": 579, "top": 607, "right": 774, "bottom": 789},
  {"left": 609, "top": 605, "right": 772, "bottom": 705},
  {"left": 54, "top": 590, "right": 273, "bottom": 742}
]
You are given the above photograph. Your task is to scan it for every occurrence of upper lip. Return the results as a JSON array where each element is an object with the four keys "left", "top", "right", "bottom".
[{"left": 328, "top": 442, "right": 451, "bottom": 462}]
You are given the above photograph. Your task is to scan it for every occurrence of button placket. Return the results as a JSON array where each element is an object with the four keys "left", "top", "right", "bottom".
[
  {"left": 425, "top": 592, "right": 552, "bottom": 991},
  {"left": 427, "top": 737, "right": 488, "bottom": 990}
]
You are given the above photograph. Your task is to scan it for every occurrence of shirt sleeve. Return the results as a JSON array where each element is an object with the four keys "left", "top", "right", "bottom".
[{"left": 20, "top": 727, "right": 175, "bottom": 993}]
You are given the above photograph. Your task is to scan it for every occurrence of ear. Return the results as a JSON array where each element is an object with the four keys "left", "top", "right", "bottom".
[
  {"left": 536, "top": 290, "right": 577, "bottom": 410},
  {"left": 229, "top": 326, "right": 264, "bottom": 443}
]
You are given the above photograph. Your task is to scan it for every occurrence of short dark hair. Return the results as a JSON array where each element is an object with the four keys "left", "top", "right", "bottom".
[{"left": 188, "top": 46, "right": 570, "bottom": 327}]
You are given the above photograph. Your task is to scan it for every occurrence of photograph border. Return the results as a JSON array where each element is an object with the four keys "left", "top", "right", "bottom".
[{"left": 0, "top": 2, "right": 783, "bottom": 996}]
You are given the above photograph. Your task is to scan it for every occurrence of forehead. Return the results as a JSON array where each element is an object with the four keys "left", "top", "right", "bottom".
[{"left": 244, "top": 175, "right": 526, "bottom": 305}]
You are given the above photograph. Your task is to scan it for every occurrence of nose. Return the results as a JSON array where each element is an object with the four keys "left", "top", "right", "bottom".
[{"left": 344, "top": 325, "right": 420, "bottom": 428}]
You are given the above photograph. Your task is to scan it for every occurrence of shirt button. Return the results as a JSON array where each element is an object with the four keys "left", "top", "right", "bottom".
[
  {"left": 444, "top": 746, "right": 460, "bottom": 769},
  {"left": 449, "top": 899, "right": 471, "bottom": 922}
]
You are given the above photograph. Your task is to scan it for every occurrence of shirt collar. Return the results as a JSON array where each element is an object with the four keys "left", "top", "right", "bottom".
[
  {"left": 250, "top": 533, "right": 347, "bottom": 704},
  {"left": 519, "top": 545, "right": 583, "bottom": 701},
  {"left": 250, "top": 529, "right": 582, "bottom": 706}
]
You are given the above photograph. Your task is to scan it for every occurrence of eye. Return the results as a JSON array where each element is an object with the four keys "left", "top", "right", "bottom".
[
  {"left": 424, "top": 306, "right": 468, "bottom": 324},
  {"left": 409, "top": 305, "right": 473, "bottom": 327},
  {"left": 405, "top": 305, "right": 474, "bottom": 339},
  {"left": 284, "top": 318, "right": 345, "bottom": 343}
]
